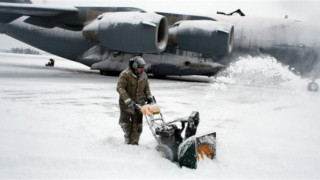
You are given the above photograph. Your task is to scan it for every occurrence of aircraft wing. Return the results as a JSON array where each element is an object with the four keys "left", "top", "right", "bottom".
[{"left": 0, "top": 2, "right": 78, "bottom": 17}]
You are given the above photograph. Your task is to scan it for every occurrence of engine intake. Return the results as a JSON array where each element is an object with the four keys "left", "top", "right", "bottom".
[
  {"left": 83, "top": 12, "right": 168, "bottom": 54},
  {"left": 169, "top": 20, "right": 234, "bottom": 56}
]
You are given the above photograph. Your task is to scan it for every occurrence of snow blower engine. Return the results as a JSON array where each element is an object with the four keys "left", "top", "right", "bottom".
[{"left": 139, "top": 102, "right": 216, "bottom": 169}]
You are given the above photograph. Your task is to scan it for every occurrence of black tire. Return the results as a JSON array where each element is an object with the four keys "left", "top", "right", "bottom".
[
  {"left": 308, "top": 81, "right": 319, "bottom": 92},
  {"left": 100, "top": 70, "right": 107, "bottom": 75},
  {"left": 152, "top": 75, "right": 167, "bottom": 79},
  {"left": 100, "top": 70, "right": 120, "bottom": 76},
  {"left": 156, "top": 144, "right": 173, "bottom": 161}
]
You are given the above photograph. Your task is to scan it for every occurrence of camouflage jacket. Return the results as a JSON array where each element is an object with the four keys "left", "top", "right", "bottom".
[{"left": 117, "top": 67, "right": 152, "bottom": 105}]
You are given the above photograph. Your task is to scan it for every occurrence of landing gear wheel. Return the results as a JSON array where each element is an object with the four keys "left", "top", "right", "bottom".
[
  {"left": 153, "top": 75, "right": 167, "bottom": 79},
  {"left": 99, "top": 70, "right": 120, "bottom": 76},
  {"left": 156, "top": 145, "right": 173, "bottom": 161},
  {"left": 100, "top": 70, "right": 108, "bottom": 75},
  {"left": 308, "top": 81, "right": 319, "bottom": 92}
]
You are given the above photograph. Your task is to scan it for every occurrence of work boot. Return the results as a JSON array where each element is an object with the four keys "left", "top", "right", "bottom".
[
  {"left": 130, "top": 142, "right": 139, "bottom": 145},
  {"left": 124, "top": 137, "right": 130, "bottom": 144},
  {"left": 120, "top": 123, "right": 132, "bottom": 144},
  {"left": 130, "top": 124, "right": 142, "bottom": 145}
]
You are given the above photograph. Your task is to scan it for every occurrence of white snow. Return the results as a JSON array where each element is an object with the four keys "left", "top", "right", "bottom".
[{"left": 1, "top": 53, "right": 320, "bottom": 178}]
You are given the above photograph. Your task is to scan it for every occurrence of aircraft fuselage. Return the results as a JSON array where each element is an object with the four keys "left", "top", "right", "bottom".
[
  {"left": 214, "top": 15, "right": 320, "bottom": 74},
  {"left": 1, "top": 3, "right": 319, "bottom": 77}
]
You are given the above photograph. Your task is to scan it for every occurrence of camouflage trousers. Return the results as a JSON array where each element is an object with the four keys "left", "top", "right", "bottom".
[{"left": 119, "top": 104, "right": 143, "bottom": 145}]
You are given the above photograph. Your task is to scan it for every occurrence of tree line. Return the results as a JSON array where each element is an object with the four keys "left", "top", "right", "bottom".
[{"left": 11, "top": 47, "right": 40, "bottom": 55}]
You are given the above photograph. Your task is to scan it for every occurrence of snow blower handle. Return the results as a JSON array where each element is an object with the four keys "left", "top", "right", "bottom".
[
  {"left": 147, "top": 96, "right": 157, "bottom": 104},
  {"left": 134, "top": 103, "right": 141, "bottom": 111},
  {"left": 152, "top": 96, "right": 157, "bottom": 103}
]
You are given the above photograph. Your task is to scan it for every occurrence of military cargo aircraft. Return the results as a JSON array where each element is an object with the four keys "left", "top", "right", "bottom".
[{"left": 0, "top": 0, "right": 319, "bottom": 77}]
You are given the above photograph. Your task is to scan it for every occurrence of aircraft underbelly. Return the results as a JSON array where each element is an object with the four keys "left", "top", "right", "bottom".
[{"left": 89, "top": 52, "right": 224, "bottom": 76}]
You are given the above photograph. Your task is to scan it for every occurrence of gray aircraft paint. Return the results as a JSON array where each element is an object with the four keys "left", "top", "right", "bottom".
[
  {"left": 2, "top": 17, "right": 95, "bottom": 60},
  {"left": 0, "top": 1, "right": 319, "bottom": 77}
]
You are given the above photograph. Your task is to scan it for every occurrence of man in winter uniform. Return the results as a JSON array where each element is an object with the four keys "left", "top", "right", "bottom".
[{"left": 117, "top": 56, "right": 154, "bottom": 145}]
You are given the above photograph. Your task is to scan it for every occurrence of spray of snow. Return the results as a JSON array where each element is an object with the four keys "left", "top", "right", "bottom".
[{"left": 217, "top": 55, "right": 301, "bottom": 86}]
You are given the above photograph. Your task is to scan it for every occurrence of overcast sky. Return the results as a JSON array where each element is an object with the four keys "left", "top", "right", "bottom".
[{"left": 1, "top": 0, "right": 319, "bottom": 50}]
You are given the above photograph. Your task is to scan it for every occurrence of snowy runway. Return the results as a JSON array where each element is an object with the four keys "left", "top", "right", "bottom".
[{"left": 1, "top": 53, "right": 320, "bottom": 178}]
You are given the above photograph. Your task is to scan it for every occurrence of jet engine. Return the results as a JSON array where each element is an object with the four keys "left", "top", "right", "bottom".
[
  {"left": 168, "top": 20, "right": 234, "bottom": 56},
  {"left": 83, "top": 12, "right": 168, "bottom": 54}
]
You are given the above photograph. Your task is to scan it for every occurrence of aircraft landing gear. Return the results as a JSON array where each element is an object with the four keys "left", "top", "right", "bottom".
[
  {"left": 308, "top": 81, "right": 319, "bottom": 92},
  {"left": 45, "top": 58, "right": 55, "bottom": 67},
  {"left": 100, "top": 70, "right": 108, "bottom": 75},
  {"left": 99, "top": 70, "right": 119, "bottom": 76}
]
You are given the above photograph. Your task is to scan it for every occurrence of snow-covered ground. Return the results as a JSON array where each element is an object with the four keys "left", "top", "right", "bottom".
[{"left": 0, "top": 53, "right": 320, "bottom": 178}]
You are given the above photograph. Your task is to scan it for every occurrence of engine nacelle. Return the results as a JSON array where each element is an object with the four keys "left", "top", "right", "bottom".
[
  {"left": 169, "top": 20, "right": 234, "bottom": 56},
  {"left": 83, "top": 12, "right": 168, "bottom": 54}
]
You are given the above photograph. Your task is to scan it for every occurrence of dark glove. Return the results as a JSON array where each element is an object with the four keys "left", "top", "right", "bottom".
[
  {"left": 147, "top": 96, "right": 154, "bottom": 104},
  {"left": 126, "top": 100, "right": 138, "bottom": 114}
]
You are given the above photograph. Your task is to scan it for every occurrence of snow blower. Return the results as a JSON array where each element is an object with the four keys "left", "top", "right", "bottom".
[{"left": 139, "top": 103, "right": 216, "bottom": 169}]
